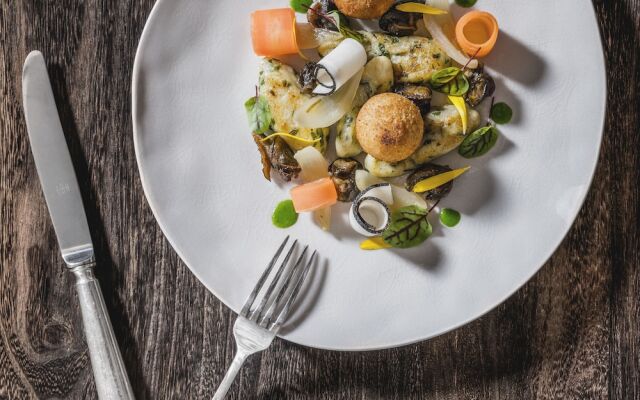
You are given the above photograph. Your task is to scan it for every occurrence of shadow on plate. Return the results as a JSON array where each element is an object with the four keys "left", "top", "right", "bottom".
[
  {"left": 278, "top": 256, "right": 328, "bottom": 335},
  {"left": 390, "top": 234, "right": 444, "bottom": 272},
  {"left": 493, "top": 76, "right": 523, "bottom": 126},
  {"left": 486, "top": 31, "right": 548, "bottom": 87}
]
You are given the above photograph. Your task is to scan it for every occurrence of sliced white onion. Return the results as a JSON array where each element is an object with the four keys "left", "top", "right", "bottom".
[
  {"left": 314, "top": 38, "right": 367, "bottom": 95},
  {"left": 294, "top": 146, "right": 329, "bottom": 182},
  {"left": 349, "top": 196, "right": 391, "bottom": 237},
  {"left": 390, "top": 186, "right": 428, "bottom": 210},
  {"left": 294, "top": 68, "right": 364, "bottom": 129},
  {"left": 355, "top": 169, "right": 386, "bottom": 191},
  {"left": 423, "top": 1, "right": 479, "bottom": 69},
  {"left": 358, "top": 183, "right": 394, "bottom": 206},
  {"left": 355, "top": 170, "right": 427, "bottom": 210},
  {"left": 313, "top": 207, "right": 332, "bottom": 231},
  {"left": 293, "top": 146, "right": 331, "bottom": 230}
]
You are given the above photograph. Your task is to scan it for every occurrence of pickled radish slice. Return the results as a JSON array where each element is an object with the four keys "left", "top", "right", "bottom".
[
  {"left": 290, "top": 177, "right": 338, "bottom": 212},
  {"left": 251, "top": 9, "right": 299, "bottom": 57}
]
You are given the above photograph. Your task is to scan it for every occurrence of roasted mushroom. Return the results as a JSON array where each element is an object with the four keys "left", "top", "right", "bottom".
[
  {"left": 266, "top": 137, "right": 301, "bottom": 181},
  {"left": 379, "top": 1, "right": 420, "bottom": 36},
  {"left": 253, "top": 134, "right": 272, "bottom": 181},
  {"left": 299, "top": 62, "right": 319, "bottom": 94},
  {"left": 393, "top": 84, "right": 432, "bottom": 114},
  {"left": 464, "top": 65, "right": 496, "bottom": 107},
  {"left": 307, "top": 0, "right": 343, "bottom": 30},
  {"left": 329, "top": 158, "right": 362, "bottom": 202},
  {"left": 405, "top": 164, "right": 453, "bottom": 201}
]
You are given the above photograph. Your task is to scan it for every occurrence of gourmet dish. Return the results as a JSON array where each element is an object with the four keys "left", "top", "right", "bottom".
[{"left": 246, "top": 0, "right": 513, "bottom": 250}]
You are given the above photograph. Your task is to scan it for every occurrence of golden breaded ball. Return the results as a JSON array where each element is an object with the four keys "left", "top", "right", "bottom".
[
  {"left": 334, "top": 0, "right": 395, "bottom": 19},
  {"left": 356, "top": 93, "right": 424, "bottom": 163}
]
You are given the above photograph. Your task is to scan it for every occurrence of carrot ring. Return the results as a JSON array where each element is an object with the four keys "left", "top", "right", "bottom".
[
  {"left": 251, "top": 8, "right": 299, "bottom": 57},
  {"left": 455, "top": 11, "right": 499, "bottom": 58}
]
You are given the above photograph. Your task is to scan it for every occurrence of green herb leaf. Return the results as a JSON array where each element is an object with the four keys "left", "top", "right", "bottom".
[
  {"left": 440, "top": 208, "right": 461, "bottom": 227},
  {"left": 290, "top": 0, "right": 313, "bottom": 13},
  {"left": 430, "top": 68, "right": 469, "bottom": 96},
  {"left": 431, "top": 67, "right": 461, "bottom": 85},
  {"left": 244, "top": 96, "right": 272, "bottom": 134},
  {"left": 458, "top": 125, "right": 499, "bottom": 158},
  {"left": 382, "top": 205, "right": 433, "bottom": 249},
  {"left": 490, "top": 102, "right": 513, "bottom": 124},
  {"left": 326, "top": 11, "right": 367, "bottom": 44}
]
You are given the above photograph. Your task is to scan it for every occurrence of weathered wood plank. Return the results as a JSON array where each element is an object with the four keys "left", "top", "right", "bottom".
[{"left": 0, "top": 1, "right": 637, "bottom": 399}]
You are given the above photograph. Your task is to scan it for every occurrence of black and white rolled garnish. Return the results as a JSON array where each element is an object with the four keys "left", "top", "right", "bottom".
[
  {"left": 357, "top": 183, "right": 394, "bottom": 204},
  {"left": 312, "top": 38, "right": 367, "bottom": 95},
  {"left": 350, "top": 196, "right": 391, "bottom": 237},
  {"left": 300, "top": 63, "right": 337, "bottom": 95},
  {"left": 349, "top": 183, "right": 394, "bottom": 237}
]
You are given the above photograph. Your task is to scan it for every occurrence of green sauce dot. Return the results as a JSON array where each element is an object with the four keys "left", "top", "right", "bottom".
[
  {"left": 440, "top": 208, "right": 461, "bottom": 227},
  {"left": 272, "top": 200, "right": 298, "bottom": 229},
  {"left": 455, "top": 0, "right": 478, "bottom": 7},
  {"left": 490, "top": 102, "right": 513, "bottom": 124}
]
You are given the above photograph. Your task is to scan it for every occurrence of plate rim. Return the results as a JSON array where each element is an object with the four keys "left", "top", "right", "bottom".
[{"left": 132, "top": 0, "right": 608, "bottom": 351}]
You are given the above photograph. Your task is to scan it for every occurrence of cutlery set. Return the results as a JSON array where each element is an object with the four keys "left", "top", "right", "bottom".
[{"left": 22, "top": 51, "right": 315, "bottom": 399}]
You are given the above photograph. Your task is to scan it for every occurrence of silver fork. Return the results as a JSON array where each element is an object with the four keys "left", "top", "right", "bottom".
[{"left": 212, "top": 236, "right": 316, "bottom": 400}]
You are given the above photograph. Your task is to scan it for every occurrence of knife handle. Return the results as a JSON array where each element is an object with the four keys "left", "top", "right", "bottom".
[{"left": 70, "top": 263, "right": 135, "bottom": 400}]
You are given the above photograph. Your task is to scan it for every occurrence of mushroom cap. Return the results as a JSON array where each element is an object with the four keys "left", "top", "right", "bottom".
[
  {"left": 356, "top": 93, "right": 424, "bottom": 163},
  {"left": 334, "top": 0, "right": 394, "bottom": 19}
]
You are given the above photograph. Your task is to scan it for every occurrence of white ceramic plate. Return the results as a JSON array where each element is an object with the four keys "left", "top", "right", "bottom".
[{"left": 133, "top": 0, "right": 606, "bottom": 350}]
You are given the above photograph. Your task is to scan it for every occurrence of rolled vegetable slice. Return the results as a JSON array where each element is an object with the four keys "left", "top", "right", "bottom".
[
  {"left": 294, "top": 68, "right": 364, "bottom": 129},
  {"left": 290, "top": 177, "right": 338, "bottom": 212},
  {"left": 412, "top": 166, "right": 470, "bottom": 193},
  {"left": 350, "top": 196, "right": 391, "bottom": 237},
  {"left": 251, "top": 8, "right": 299, "bottom": 57},
  {"left": 348, "top": 182, "right": 394, "bottom": 237},
  {"left": 314, "top": 38, "right": 367, "bottom": 95},
  {"left": 354, "top": 170, "right": 427, "bottom": 210},
  {"left": 455, "top": 11, "right": 499, "bottom": 57},
  {"left": 357, "top": 183, "right": 394, "bottom": 206}
]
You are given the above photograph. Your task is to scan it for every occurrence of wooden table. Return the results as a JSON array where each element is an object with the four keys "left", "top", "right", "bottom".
[{"left": 1, "top": 1, "right": 638, "bottom": 399}]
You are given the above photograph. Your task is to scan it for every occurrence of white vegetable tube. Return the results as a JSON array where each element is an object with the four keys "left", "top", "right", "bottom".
[{"left": 314, "top": 38, "right": 367, "bottom": 95}]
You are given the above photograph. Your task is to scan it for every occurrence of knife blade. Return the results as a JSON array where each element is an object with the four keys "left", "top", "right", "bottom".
[
  {"left": 22, "top": 50, "right": 93, "bottom": 266},
  {"left": 22, "top": 51, "right": 135, "bottom": 400}
]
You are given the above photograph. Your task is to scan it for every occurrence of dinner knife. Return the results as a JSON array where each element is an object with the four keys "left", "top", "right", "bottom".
[{"left": 22, "top": 51, "right": 135, "bottom": 400}]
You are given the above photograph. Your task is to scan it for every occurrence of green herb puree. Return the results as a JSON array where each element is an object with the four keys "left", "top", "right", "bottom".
[
  {"left": 440, "top": 208, "right": 461, "bottom": 227},
  {"left": 272, "top": 200, "right": 299, "bottom": 228}
]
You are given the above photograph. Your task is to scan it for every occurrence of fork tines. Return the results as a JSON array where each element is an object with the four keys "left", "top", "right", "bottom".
[{"left": 240, "top": 236, "right": 316, "bottom": 331}]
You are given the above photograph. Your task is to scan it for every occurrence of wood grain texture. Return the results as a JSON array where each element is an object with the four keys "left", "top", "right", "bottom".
[{"left": 0, "top": 0, "right": 637, "bottom": 399}]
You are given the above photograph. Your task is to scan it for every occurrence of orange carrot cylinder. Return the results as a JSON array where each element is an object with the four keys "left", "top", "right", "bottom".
[
  {"left": 251, "top": 8, "right": 299, "bottom": 57},
  {"left": 290, "top": 177, "right": 338, "bottom": 212},
  {"left": 455, "top": 11, "right": 499, "bottom": 58}
]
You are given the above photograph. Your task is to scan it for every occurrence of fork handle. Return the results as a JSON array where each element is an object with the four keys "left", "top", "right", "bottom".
[{"left": 212, "top": 350, "right": 250, "bottom": 400}]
